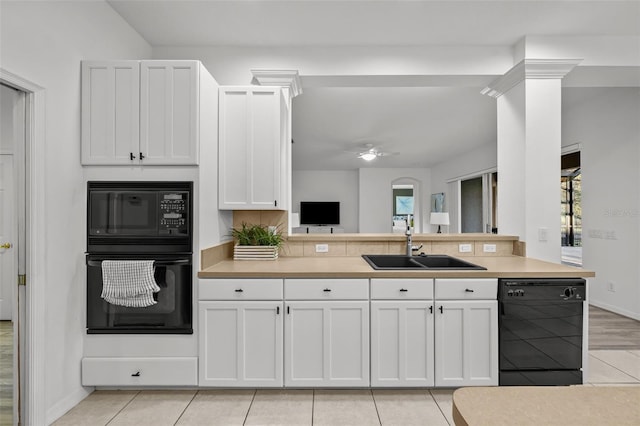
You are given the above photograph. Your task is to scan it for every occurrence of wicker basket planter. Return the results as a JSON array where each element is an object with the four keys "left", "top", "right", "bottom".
[{"left": 233, "top": 245, "right": 279, "bottom": 260}]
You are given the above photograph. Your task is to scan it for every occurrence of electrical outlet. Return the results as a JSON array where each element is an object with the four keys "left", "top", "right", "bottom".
[
  {"left": 607, "top": 281, "right": 616, "bottom": 292},
  {"left": 458, "top": 244, "right": 472, "bottom": 253},
  {"left": 483, "top": 244, "right": 497, "bottom": 253},
  {"left": 315, "top": 244, "right": 329, "bottom": 253}
]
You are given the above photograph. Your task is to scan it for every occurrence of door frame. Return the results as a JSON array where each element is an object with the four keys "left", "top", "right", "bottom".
[
  {"left": 1, "top": 68, "right": 47, "bottom": 425},
  {"left": 447, "top": 167, "right": 497, "bottom": 233}
]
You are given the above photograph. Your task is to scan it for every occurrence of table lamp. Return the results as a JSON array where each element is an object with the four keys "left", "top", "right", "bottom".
[{"left": 430, "top": 212, "right": 450, "bottom": 233}]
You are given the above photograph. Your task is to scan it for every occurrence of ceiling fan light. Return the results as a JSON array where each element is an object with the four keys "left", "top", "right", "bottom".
[{"left": 359, "top": 152, "right": 377, "bottom": 161}]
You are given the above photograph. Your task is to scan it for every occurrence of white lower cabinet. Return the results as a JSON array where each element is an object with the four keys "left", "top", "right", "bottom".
[
  {"left": 284, "top": 301, "right": 369, "bottom": 387},
  {"left": 434, "top": 279, "right": 499, "bottom": 387},
  {"left": 198, "top": 278, "right": 284, "bottom": 387},
  {"left": 370, "top": 278, "right": 435, "bottom": 387},
  {"left": 284, "top": 278, "right": 370, "bottom": 387},
  {"left": 199, "top": 301, "right": 283, "bottom": 386},
  {"left": 371, "top": 301, "right": 435, "bottom": 386},
  {"left": 197, "top": 277, "right": 498, "bottom": 389}
]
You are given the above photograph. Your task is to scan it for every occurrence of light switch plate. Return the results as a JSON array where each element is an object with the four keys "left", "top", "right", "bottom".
[
  {"left": 315, "top": 244, "right": 329, "bottom": 253},
  {"left": 538, "top": 227, "right": 548, "bottom": 242},
  {"left": 458, "top": 244, "right": 472, "bottom": 253},
  {"left": 483, "top": 244, "right": 497, "bottom": 253}
]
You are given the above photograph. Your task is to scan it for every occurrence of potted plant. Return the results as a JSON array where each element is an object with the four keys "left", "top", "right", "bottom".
[{"left": 231, "top": 223, "right": 284, "bottom": 260}]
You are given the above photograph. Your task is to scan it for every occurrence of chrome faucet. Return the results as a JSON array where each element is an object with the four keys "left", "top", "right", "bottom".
[{"left": 405, "top": 214, "right": 423, "bottom": 256}]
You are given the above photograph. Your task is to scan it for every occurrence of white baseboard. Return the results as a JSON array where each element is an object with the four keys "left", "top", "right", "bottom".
[
  {"left": 46, "top": 386, "right": 93, "bottom": 425},
  {"left": 589, "top": 300, "right": 640, "bottom": 321}
]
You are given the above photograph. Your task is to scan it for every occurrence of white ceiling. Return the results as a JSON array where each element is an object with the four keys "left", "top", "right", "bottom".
[{"left": 107, "top": 0, "right": 640, "bottom": 170}]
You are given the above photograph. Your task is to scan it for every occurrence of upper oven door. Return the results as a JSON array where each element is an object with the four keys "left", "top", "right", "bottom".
[
  {"left": 89, "top": 190, "right": 159, "bottom": 237},
  {"left": 87, "top": 181, "right": 193, "bottom": 253}
]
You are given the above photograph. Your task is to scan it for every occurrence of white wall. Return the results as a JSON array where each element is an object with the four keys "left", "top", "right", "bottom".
[
  {"left": 563, "top": 87, "right": 640, "bottom": 320},
  {"left": 359, "top": 168, "right": 431, "bottom": 233},
  {"left": 292, "top": 170, "right": 358, "bottom": 232},
  {"left": 0, "top": 1, "right": 152, "bottom": 422}
]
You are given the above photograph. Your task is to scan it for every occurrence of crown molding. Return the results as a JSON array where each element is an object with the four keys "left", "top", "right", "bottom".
[
  {"left": 251, "top": 69, "right": 303, "bottom": 98},
  {"left": 481, "top": 59, "right": 582, "bottom": 98}
]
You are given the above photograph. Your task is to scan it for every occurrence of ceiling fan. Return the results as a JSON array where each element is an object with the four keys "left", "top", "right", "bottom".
[{"left": 347, "top": 143, "right": 400, "bottom": 161}]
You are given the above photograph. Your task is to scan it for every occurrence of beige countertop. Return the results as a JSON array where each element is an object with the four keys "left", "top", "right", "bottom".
[
  {"left": 198, "top": 255, "right": 594, "bottom": 279},
  {"left": 452, "top": 386, "right": 640, "bottom": 426}
]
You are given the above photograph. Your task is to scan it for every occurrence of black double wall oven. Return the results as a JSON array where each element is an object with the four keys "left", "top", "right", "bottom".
[{"left": 86, "top": 181, "right": 193, "bottom": 334}]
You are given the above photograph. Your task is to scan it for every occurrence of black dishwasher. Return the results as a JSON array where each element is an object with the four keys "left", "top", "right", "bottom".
[{"left": 499, "top": 278, "right": 586, "bottom": 386}]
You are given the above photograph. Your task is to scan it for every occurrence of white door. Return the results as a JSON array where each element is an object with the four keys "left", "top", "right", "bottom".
[
  {"left": 371, "top": 301, "right": 435, "bottom": 387},
  {"left": 285, "top": 301, "right": 369, "bottom": 387},
  {"left": 199, "top": 301, "right": 283, "bottom": 387},
  {"left": 0, "top": 155, "right": 15, "bottom": 320},
  {"left": 140, "top": 61, "right": 198, "bottom": 165},
  {"left": 434, "top": 300, "right": 498, "bottom": 387}
]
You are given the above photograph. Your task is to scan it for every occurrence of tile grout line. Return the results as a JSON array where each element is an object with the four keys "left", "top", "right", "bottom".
[
  {"left": 589, "top": 353, "right": 640, "bottom": 382},
  {"left": 311, "top": 389, "right": 314, "bottom": 426},
  {"left": 428, "top": 389, "right": 453, "bottom": 426},
  {"left": 242, "top": 389, "right": 257, "bottom": 425},
  {"left": 173, "top": 389, "right": 199, "bottom": 425},
  {"left": 370, "top": 389, "right": 382, "bottom": 426},
  {"left": 105, "top": 390, "right": 141, "bottom": 426}
]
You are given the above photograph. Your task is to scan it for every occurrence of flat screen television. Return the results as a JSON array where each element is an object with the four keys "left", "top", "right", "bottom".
[{"left": 300, "top": 201, "right": 340, "bottom": 225}]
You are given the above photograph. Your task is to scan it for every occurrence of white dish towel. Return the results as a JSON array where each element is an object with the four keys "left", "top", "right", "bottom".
[{"left": 101, "top": 260, "right": 160, "bottom": 307}]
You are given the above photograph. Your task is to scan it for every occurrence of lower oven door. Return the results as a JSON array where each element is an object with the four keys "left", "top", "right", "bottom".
[{"left": 86, "top": 253, "right": 192, "bottom": 334}]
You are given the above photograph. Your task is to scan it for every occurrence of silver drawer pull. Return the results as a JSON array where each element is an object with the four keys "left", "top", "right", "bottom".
[
  {"left": 399, "top": 288, "right": 408, "bottom": 292},
  {"left": 323, "top": 288, "right": 332, "bottom": 292},
  {"left": 465, "top": 288, "right": 475, "bottom": 292},
  {"left": 235, "top": 289, "right": 244, "bottom": 293}
]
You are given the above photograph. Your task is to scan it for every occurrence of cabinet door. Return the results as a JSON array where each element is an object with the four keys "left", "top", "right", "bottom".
[
  {"left": 199, "top": 301, "right": 283, "bottom": 387},
  {"left": 219, "top": 86, "right": 283, "bottom": 210},
  {"left": 81, "top": 61, "right": 139, "bottom": 165},
  {"left": 371, "top": 301, "right": 435, "bottom": 387},
  {"left": 434, "top": 300, "right": 498, "bottom": 387},
  {"left": 140, "top": 61, "right": 199, "bottom": 165},
  {"left": 284, "top": 301, "right": 369, "bottom": 387}
]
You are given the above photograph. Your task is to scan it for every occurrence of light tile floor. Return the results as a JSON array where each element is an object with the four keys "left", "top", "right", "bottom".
[{"left": 53, "top": 350, "right": 640, "bottom": 426}]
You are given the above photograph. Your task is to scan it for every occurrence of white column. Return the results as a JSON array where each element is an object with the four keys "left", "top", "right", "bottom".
[{"left": 483, "top": 59, "right": 580, "bottom": 262}]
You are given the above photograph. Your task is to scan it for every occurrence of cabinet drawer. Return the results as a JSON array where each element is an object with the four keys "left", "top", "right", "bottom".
[
  {"left": 285, "top": 279, "right": 369, "bottom": 300},
  {"left": 199, "top": 279, "right": 283, "bottom": 300},
  {"left": 81, "top": 357, "right": 197, "bottom": 386},
  {"left": 435, "top": 279, "right": 497, "bottom": 300},
  {"left": 371, "top": 279, "right": 434, "bottom": 300}
]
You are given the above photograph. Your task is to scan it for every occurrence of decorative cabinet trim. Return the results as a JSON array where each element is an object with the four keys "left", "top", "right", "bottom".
[{"left": 251, "top": 69, "right": 303, "bottom": 98}]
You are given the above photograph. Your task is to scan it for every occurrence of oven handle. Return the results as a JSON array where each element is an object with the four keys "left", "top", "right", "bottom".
[{"left": 87, "top": 259, "right": 191, "bottom": 267}]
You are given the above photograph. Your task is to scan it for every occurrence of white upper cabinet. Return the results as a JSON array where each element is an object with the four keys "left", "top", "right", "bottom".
[
  {"left": 82, "top": 60, "right": 206, "bottom": 165},
  {"left": 218, "top": 86, "right": 288, "bottom": 210},
  {"left": 139, "top": 61, "right": 199, "bottom": 165},
  {"left": 81, "top": 61, "right": 140, "bottom": 164}
]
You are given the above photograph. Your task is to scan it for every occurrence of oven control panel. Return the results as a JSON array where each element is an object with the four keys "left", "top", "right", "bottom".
[{"left": 159, "top": 192, "right": 189, "bottom": 235}]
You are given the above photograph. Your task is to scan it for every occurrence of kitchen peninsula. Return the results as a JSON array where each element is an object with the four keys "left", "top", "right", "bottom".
[
  {"left": 199, "top": 233, "right": 593, "bottom": 279},
  {"left": 197, "top": 233, "right": 594, "bottom": 389}
]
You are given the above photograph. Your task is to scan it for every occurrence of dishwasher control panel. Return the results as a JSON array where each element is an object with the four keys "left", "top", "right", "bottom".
[{"left": 499, "top": 278, "right": 586, "bottom": 301}]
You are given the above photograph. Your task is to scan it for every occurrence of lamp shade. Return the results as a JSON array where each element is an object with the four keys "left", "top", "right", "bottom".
[
  {"left": 430, "top": 212, "right": 450, "bottom": 226},
  {"left": 290, "top": 213, "right": 300, "bottom": 228}
]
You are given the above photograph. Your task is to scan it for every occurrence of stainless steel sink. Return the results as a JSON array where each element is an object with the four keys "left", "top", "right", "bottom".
[{"left": 362, "top": 254, "right": 486, "bottom": 270}]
